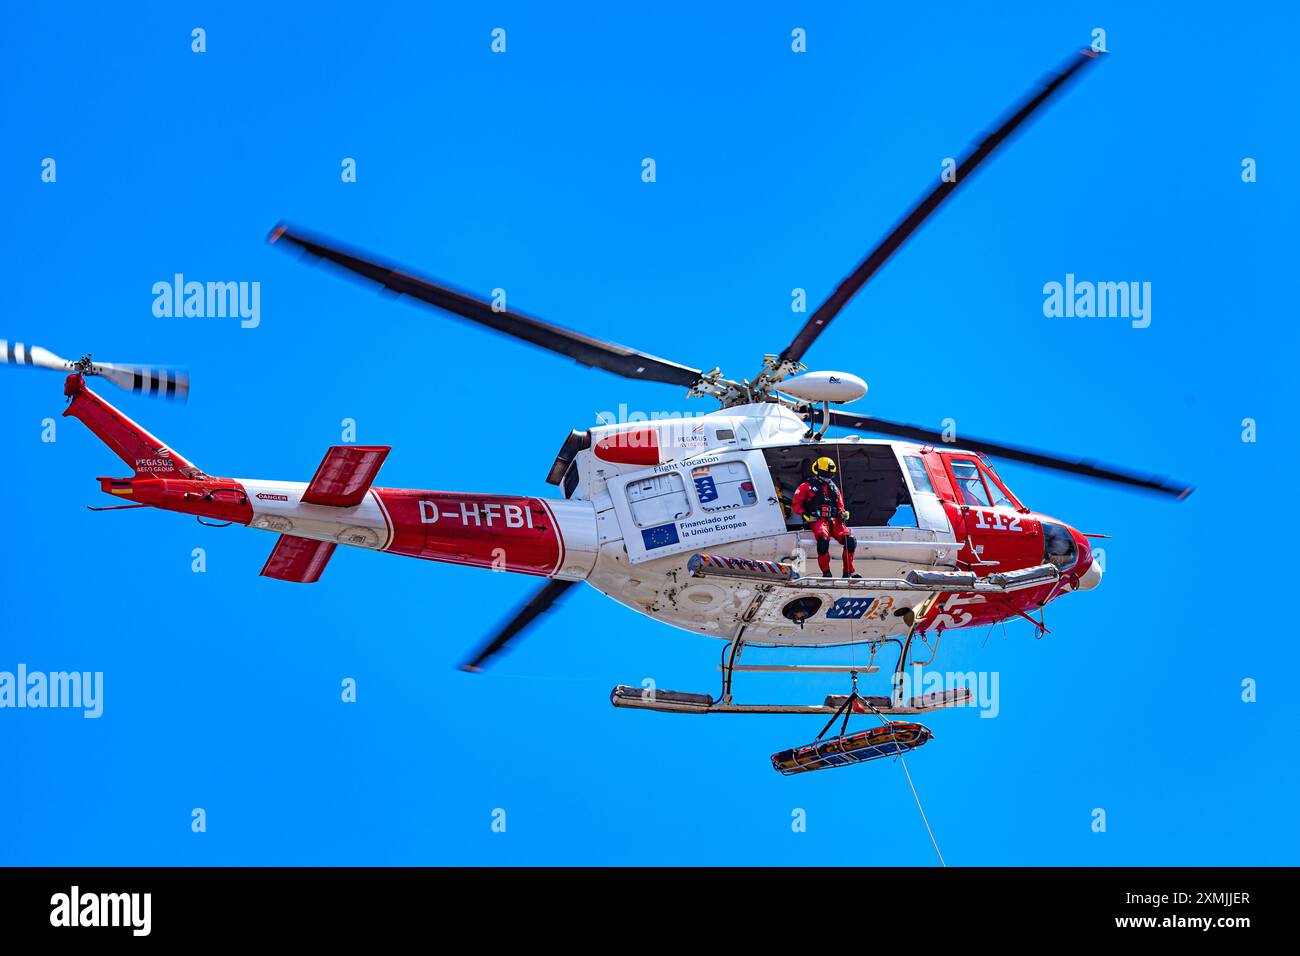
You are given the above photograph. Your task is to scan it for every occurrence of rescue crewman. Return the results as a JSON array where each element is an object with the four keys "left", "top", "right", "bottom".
[{"left": 791, "top": 456, "right": 858, "bottom": 578}]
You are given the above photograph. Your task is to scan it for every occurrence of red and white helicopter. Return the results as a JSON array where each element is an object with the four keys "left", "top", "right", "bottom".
[{"left": 3, "top": 49, "right": 1191, "bottom": 772}]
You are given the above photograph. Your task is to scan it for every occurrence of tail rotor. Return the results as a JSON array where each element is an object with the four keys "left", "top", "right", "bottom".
[{"left": 1, "top": 340, "right": 189, "bottom": 401}]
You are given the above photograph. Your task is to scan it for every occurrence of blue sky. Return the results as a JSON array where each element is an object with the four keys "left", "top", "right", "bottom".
[{"left": 1, "top": 1, "right": 1296, "bottom": 865}]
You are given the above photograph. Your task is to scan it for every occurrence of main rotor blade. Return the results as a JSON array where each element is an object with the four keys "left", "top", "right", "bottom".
[
  {"left": 269, "top": 224, "right": 704, "bottom": 388},
  {"left": 460, "top": 578, "right": 577, "bottom": 672},
  {"left": 780, "top": 48, "right": 1104, "bottom": 366},
  {"left": 824, "top": 408, "right": 1193, "bottom": 499}
]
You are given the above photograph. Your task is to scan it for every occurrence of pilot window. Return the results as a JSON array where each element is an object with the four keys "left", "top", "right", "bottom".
[
  {"left": 761, "top": 444, "right": 916, "bottom": 529},
  {"left": 950, "top": 459, "right": 991, "bottom": 507},
  {"left": 969, "top": 458, "right": 1014, "bottom": 508},
  {"left": 692, "top": 461, "right": 757, "bottom": 513},
  {"left": 985, "top": 473, "right": 1013, "bottom": 508},
  {"left": 626, "top": 473, "right": 692, "bottom": 528}
]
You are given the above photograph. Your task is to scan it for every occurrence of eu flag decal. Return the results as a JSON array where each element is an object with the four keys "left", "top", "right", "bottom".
[
  {"left": 826, "top": 597, "right": 877, "bottom": 620},
  {"left": 641, "top": 523, "right": 681, "bottom": 550},
  {"left": 693, "top": 475, "right": 719, "bottom": 504}
]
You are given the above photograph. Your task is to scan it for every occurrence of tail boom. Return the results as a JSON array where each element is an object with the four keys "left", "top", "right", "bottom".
[
  {"left": 373, "top": 490, "right": 596, "bottom": 579},
  {"left": 241, "top": 481, "right": 597, "bottom": 580},
  {"left": 68, "top": 377, "right": 597, "bottom": 581}
]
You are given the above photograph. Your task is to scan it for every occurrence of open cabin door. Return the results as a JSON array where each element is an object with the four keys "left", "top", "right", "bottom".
[
  {"left": 761, "top": 442, "right": 929, "bottom": 530},
  {"left": 607, "top": 450, "right": 787, "bottom": 564}
]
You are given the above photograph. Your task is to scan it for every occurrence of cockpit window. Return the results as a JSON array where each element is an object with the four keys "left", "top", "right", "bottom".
[
  {"left": 982, "top": 468, "right": 1013, "bottom": 508},
  {"left": 1042, "top": 522, "right": 1078, "bottom": 570},
  {"left": 951, "top": 459, "right": 991, "bottom": 507}
]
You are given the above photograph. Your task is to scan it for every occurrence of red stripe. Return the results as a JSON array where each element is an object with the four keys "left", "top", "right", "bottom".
[{"left": 539, "top": 498, "right": 565, "bottom": 577}]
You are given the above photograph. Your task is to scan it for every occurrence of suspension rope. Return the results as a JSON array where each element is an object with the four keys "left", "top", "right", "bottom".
[
  {"left": 859, "top": 695, "right": 947, "bottom": 867},
  {"left": 898, "top": 754, "right": 946, "bottom": 867}
]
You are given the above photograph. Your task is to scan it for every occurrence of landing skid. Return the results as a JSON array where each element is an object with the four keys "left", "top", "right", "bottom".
[
  {"left": 610, "top": 616, "right": 973, "bottom": 778},
  {"left": 610, "top": 624, "right": 970, "bottom": 717},
  {"left": 610, "top": 685, "right": 971, "bottom": 715}
]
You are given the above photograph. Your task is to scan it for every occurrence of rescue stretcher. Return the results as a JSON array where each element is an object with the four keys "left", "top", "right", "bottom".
[{"left": 771, "top": 721, "right": 933, "bottom": 775}]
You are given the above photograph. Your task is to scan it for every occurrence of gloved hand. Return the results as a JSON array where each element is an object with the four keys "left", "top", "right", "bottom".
[{"left": 842, "top": 509, "right": 851, "bottom": 521}]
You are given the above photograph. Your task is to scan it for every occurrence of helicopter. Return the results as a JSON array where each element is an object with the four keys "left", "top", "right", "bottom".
[{"left": 1, "top": 47, "right": 1191, "bottom": 772}]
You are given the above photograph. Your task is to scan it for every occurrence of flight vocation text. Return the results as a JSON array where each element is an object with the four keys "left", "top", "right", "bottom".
[{"left": 419, "top": 500, "right": 534, "bottom": 528}]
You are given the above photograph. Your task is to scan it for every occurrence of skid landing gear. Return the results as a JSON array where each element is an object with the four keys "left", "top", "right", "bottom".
[{"left": 609, "top": 629, "right": 971, "bottom": 716}]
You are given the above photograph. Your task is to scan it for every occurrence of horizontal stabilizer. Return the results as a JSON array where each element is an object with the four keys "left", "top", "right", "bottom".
[
  {"left": 302, "top": 445, "right": 390, "bottom": 507},
  {"left": 260, "top": 534, "right": 336, "bottom": 583}
]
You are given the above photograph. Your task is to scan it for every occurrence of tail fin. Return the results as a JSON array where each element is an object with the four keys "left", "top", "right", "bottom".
[{"left": 62, "top": 374, "right": 202, "bottom": 478}]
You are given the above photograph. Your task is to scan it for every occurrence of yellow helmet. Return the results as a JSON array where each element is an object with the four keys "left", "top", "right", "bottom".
[{"left": 811, "top": 456, "right": 836, "bottom": 478}]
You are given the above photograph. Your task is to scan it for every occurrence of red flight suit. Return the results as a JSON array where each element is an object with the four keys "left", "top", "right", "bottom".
[{"left": 791, "top": 476, "right": 856, "bottom": 576}]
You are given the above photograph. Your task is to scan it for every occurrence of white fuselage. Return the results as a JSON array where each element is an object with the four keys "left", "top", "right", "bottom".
[{"left": 561, "top": 403, "right": 958, "bottom": 646}]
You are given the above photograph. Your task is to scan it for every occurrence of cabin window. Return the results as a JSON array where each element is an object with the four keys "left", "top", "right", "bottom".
[
  {"left": 761, "top": 444, "right": 916, "bottom": 529},
  {"left": 692, "top": 461, "right": 758, "bottom": 512},
  {"left": 951, "top": 459, "right": 992, "bottom": 507},
  {"left": 904, "top": 456, "right": 934, "bottom": 495},
  {"left": 714, "top": 428, "right": 735, "bottom": 441},
  {"left": 626, "top": 473, "right": 692, "bottom": 529}
]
